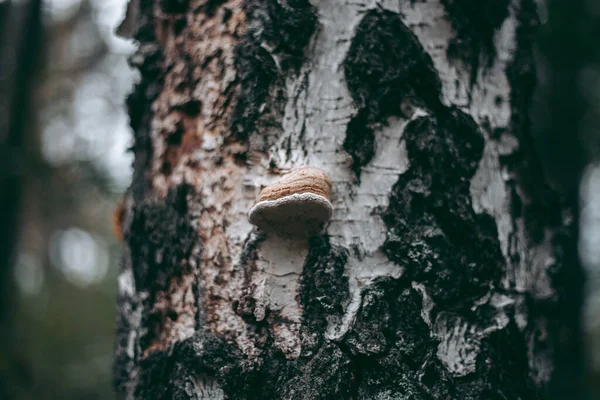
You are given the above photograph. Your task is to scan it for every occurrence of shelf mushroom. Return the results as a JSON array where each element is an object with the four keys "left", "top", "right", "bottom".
[{"left": 248, "top": 166, "right": 333, "bottom": 238}]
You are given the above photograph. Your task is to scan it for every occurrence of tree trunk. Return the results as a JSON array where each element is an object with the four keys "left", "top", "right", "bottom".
[{"left": 114, "top": 0, "right": 584, "bottom": 399}]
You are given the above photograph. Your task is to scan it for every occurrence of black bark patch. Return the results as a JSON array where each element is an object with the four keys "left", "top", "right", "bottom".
[
  {"left": 400, "top": 321, "right": 540, "bottom": 400},
  {"left": 465, "top": 321, "right": 539, "bottom": 399},
  {"left": 384, "top": 284, "right": 435, "bottom": 369},
  {"left": 344, "top": 8, "right": 443, "bottom": 116},
  {"left": 220, "top": 347, "right": 295, "bottom": 400},
  {"left": 231, "top": 0, "right": 317, "bottom": 140},
  {"left": 343, "top": 110, "right": 375, "bottom": 180},
  {"left": 125, "top": 1, "right": 166, "bottom": 200},
  {"left": 344, "top": 279, "right": 434, "bottom": 362},
  {"left": 442, "top": 0, "right": 511, "bottom": 76},
  {"left": 218, "top": 342, "right": 352, "bottom": 400},
  {"left": 382, "top": 109, "right": 503, "bottom": 309},
  {"left": 245, "top": 0, "right": 317, "bottom": 71},
  {"left": 134, "top": 331, "right": 238, "bottom": 400},
  {"left": 343, "top": 283, "right": 391, "bottom": 357},
  {"left": 127, "top": 44, "right": 164, "bottom": 133},
  {"left": 231, "top": 42, "right": 279, "bottom": 140},
  {"left": 356, "top": 363, "right": 431, "bottom": 400},
  {"left": 159, "top": 0, "right": 189, "bottom": 14},
  {"left": 342, "top": 8, "right": 442, "bottom": 177},
  {"left": 127, "top": 42, "right": 164, "bottom": 201},
  {"left": 127, "top": 184, "right": 198, "bottom": 293},
  {"left": 280, "top": 343, "right": 352, "bottom": 400},
  {"left": 343, "top": 279, "right": 436, "bottom": 397},
  {"left": 299, "top": 235, "right": 350, "bottom": 336}
]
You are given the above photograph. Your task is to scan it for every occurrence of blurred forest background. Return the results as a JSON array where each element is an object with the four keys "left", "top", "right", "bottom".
[
  {"left": 1, "top": 0, "right": 135, "bottom": 398},
  {"left": 0, "top": 0, "right": 599, "bottom": 399}
]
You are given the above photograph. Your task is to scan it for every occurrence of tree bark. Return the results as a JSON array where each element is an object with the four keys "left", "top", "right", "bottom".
[{"left": 114, "top": 0, "right": 584, "bottom": 399}]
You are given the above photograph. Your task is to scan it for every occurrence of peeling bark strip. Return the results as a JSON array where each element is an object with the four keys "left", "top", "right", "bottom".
[{"left": 114, "top": 0, "right": 583, "bottom": 399}]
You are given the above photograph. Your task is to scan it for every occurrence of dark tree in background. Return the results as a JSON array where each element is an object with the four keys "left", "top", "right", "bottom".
[
  {"left": 1, "top": 1, "right": 132, "bottom": 399},
  {"left": 105, "top": 0, "right": 583, "bottom": 398},
  {"left": 0, "top": 1, "right": 42, "bottom": 397}
]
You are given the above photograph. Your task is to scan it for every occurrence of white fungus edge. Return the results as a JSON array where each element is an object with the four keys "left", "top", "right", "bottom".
[{"left": 248, "top": 192, "right": 334, "bottom": 226}]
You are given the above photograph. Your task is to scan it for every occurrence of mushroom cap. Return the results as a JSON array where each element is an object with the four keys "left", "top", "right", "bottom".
[
  {"left": 248, "top": 192, "right": 333, "bottom": 238},
  {"left": 248, "top": 166, "right": 333, "bottom": 238},
  {"left": 258, "top": 166, "right": 332, "bottom": 202}
]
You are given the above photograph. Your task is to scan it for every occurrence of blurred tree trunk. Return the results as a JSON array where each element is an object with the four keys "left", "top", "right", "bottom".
[
  {"left": 0, "top": 0, "right": 42, "bottom": 397},
  {"left": 114, "top": 0, "right": 585, "bottom": 399}
]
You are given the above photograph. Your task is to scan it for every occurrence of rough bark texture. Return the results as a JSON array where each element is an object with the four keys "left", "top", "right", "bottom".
[{"left": 114, "top": 0, "right": 583, "bottom": 399}]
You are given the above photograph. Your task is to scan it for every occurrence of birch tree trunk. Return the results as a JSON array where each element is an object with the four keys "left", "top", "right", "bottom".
[{"left": 114, "top": 0, "right": 584, "bottom": 398}]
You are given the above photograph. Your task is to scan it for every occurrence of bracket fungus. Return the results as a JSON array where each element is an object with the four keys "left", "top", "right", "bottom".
[{"left": 248, "top": 166, "right": 333, "bottom": 238}]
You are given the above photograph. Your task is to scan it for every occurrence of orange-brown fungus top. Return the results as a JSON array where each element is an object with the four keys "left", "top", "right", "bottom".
[{"left": 257, "top": 166, "right": 332, "bottom": 203}]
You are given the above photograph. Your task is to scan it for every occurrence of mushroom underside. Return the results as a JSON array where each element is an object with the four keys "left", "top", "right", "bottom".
[{"left": 248, "top": 192, "right": 333, "bottom": 238}]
